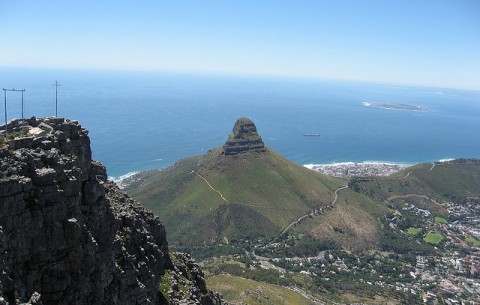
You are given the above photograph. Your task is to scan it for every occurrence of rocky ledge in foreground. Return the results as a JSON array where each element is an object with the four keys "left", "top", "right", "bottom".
[{"left": 0, "top": 117, "right": 226, "bottom": 305}]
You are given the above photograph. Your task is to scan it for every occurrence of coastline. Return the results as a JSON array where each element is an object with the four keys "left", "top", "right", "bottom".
[
  {"left": 110, "top": 171, "right": 140, "bottom": 184},
  {"left": 304, "top": 161, "right": 412, "bottom": 178},
  {"left": 112, "top": 159, "right": 458, "bottom": 186},
  {"left": 304, "top": 159, "right": 459, "bottom": 178},
  {"left": 304, "top": 160, "right": 413, "bottom": 168}
]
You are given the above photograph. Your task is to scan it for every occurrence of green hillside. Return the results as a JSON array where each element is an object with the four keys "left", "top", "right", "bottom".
[
  {"left": 292, "top": 187, "right": 390, "bottom": 251},
  {"left": 126, "top": 147, "right": 344, "bottom": 245},
  {"left": 125, "top": 117, "right": 352, "bottom": 245},
  {"left": 349, "top": 159, "right": 480, "bottom": 215},
  {"left": 206, "top": 275, "right": 317, "bottom": 305},
  {"left": 124, "top": 114, "right": 480, "bottom": 304},
  {"left": 126, "top": 117, "right": 479, "bottom": 255}
]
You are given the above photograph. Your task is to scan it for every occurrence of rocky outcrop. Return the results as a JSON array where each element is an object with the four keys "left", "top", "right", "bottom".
[
  {"left": 162, "top": 253, "right": 225, "bottom": 305},
  {"left": 0, "top": 118, "right": 226, "bottom": 305},
  {"left": 222, "top": 117, "right": 266, "bottom": 156}
]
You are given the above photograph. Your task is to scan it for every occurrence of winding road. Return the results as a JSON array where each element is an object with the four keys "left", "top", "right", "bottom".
[
  {"left": 280, "top": 185, "right": 348, "bottom": 235},
  {"left": 387, "top": 193, "right": 443, "bottom": 206},
  {"left": 401, "top": 162, "right": 438, "bottom": 179}
]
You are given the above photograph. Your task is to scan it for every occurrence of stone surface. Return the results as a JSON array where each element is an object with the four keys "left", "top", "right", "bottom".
[
  {"left": 222, "top": 117, "right": 266, "bottom": 156},
  {"left": 0, "top": 117, "right": 226, "bottom": 305},
  {"left": 164, "top": 253, "right": 226, "bottom": 305}
]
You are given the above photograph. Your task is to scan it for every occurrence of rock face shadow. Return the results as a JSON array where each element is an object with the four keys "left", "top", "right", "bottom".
[{"left": 0, "top": 117, "right": 226, "bottom": 305}]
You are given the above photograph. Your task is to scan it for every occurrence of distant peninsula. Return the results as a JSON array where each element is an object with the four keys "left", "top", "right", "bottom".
[{"left": 363, "top": 102, "right": 427, "bottom": 112}]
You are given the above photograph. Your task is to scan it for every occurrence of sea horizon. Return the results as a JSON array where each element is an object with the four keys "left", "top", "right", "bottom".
[{"left": 2, "top": 67, "right": 480, "bottom": 179}]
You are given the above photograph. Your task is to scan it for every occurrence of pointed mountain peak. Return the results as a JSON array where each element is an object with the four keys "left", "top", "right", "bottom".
[{"left": 222, "top": 117, "right": 266, "bottom": 155}]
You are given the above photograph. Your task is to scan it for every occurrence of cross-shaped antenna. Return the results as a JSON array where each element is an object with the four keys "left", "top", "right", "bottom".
[{"left": 53, "top": 80, "right": 61, "bottom": 117}]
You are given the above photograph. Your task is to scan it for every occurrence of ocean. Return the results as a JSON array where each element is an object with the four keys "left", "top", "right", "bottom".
[{"left": 2, "top": 67, "right": 480, "bottom": 179}]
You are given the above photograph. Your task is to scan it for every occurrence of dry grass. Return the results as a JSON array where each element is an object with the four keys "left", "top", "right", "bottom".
[{"left": 306, "top": 189, "right": 388, "bottom": 251}]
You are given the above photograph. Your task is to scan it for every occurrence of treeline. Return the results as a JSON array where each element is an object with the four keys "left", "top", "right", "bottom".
[
  {"left": 174, "top": 244, "right": 245, "bottom": 260},
  {"left": 255, "top": 236, "right": 339, "bottom": 258},
  {"left": 381, "top": 227, "right": 436, "bottom": 255}
]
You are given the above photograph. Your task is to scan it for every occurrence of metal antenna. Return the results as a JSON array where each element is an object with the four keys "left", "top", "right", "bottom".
[
  {"left": 2, "top": 88, "right": 26, "bottom": 136},
  {"left": 21, "top": 89, "right": 24, "bottom": 120},
  {"left": 53, "top": 80, "right": 61, "bottom": 117},
  {"left": 3, "top": 89, "right": 6, "bottom": 135}
]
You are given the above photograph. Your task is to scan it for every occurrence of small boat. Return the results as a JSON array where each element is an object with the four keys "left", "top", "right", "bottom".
[{"left": 303, "top": 133, "right": 320, "bottom": 136}]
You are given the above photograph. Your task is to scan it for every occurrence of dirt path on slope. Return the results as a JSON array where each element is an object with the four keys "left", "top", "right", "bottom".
[
  {"left": 193, "top": 171, "right": 228, "bottom": 202},
  {"left": 387, "top": 193, "right": 443, "bottom": 206},
  {"left": 280, "top": 185, "right": 348, "bottom": 235}
]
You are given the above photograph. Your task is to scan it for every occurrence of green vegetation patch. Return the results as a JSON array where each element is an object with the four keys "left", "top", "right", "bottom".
[
  {"left": 0, "top": 137, "right": 7, "bottom": 149},
  {"left": 127, "top": 147, "right": 344, "bottom": 246},
  {"left": 465, "top": 237, "right": 480, "bottom": 247},
  {"left": 350, "top": 161, "right": 480, "bottom": 217},
  {"left": 381, "top": 226, "right": 435, "bottom": 254},
  {"left": 434, "top": 216, "right": 448, "bottom": 224},
  {"left": 406, "top": 227, "right": 422, "bottom": 236},
  {"left": 206, "top": 275, "right": 317, "bottom": 305},
  {"left": 423, "top": 233, "right": 443, "bottom": 245},
  {"left": 158, "top": 269, "right": 172, "bottom": 300}
]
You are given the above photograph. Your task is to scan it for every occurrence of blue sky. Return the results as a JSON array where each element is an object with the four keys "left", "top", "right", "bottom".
[{"left": 0, "top": 0, "right": 479, "bottom": 89}]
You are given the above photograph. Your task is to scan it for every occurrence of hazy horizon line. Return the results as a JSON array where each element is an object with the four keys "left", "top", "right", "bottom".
[{"left": 2, "top": 64, "right": 480, "bottom": 93}]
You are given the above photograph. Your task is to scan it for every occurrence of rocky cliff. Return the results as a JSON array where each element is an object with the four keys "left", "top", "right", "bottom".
[
  {"left": 222, "top": 117, "right": 266, "bottom": 156},
  {"left": 0, "top": 118, "right": 225, "bottom": 305}
]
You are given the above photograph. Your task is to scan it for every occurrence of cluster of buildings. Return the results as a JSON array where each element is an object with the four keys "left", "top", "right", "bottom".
[
  {"left": 207, "top": 162, "right": 480, "bottom": 303},
  {"left": 247, "top": 197, "right": 480, "bottom": 303},
  {"left": 305, "top": 162, "right": 410, "bottom": 178},
  {"left": 388, "top": 198, "right": 480, "bottom": 303}
]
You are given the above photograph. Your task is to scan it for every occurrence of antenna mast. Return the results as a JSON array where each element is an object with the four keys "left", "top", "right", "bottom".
[
  {"left": 2, "top": 88, "right": 26, "bottom": 136},
  {"left": 53, "top": 81, "right": 61, "bottom": 117}
]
